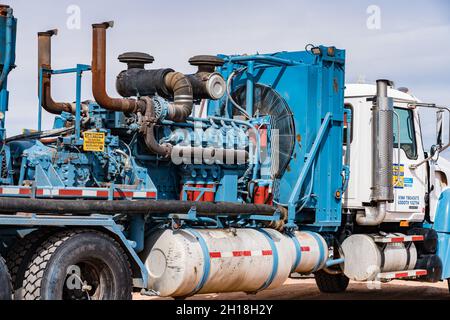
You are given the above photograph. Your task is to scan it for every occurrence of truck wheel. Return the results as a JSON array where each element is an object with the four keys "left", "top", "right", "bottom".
[
  {"left": 6, "top": 229, "right": 54, "bottom": 299},
  {"left": 0, "top": 256, "right": 12, "bottom": 300},
  {"left": 22, "top": 229, "right": 132, "bottom": 300},
  {"left": 314, "top": 270, "right": 349, "bottom": 293}
]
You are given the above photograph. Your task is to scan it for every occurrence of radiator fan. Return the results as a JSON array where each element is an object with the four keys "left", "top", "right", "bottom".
[{"left": 231, "top": 84, "right": 295, "bottom": 178}]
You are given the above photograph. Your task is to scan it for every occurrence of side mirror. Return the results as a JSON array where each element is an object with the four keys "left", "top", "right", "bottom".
[{"left": 436, "top": 110, "right": 444, "bottom": 147}]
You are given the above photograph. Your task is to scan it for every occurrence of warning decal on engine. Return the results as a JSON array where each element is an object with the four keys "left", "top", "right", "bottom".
[{"left": 83, "top": 132, "right": 105, "bottom": 152}]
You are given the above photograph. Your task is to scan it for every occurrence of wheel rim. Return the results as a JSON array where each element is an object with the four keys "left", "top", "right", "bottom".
[{"left": 62, "top": 259, "right": 115, "bottom": 300}]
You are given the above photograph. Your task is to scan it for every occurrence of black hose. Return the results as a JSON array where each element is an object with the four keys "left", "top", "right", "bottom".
[
  {"left": 0, "top": 197, "right": 276, "bottom": 216},
  {"left": 4, "top": 127, "right": 75, "bottom": 143}
]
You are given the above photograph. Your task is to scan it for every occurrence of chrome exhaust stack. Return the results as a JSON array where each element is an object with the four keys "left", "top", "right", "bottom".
[{"left": 357, "top": 79, "right": 394, "bottom": 226}]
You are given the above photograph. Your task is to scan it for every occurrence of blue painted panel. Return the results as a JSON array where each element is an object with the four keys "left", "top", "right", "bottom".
[
  {"left": 433, "top": 189, "right": 450, "bottom": 279},
  {"left": 437, "top": 233, "right": 450, "bottom": 279}
]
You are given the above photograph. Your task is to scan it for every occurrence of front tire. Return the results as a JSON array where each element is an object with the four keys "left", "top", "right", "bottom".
[
  {"left": 314, "top": 270, "right": 349, "bottom": 293},
  {"left": 0, "top": 256, "right": 12, "bottom": 300},
  {"left": 22, "top": 229, "right": 132, "bottom": 300}
]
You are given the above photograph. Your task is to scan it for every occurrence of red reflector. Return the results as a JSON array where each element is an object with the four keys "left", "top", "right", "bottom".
[
  {"left": 301, "top": 246, "right": 310, "bottom": 252},
  {"left": 97, "top": 191, "right": 109, "bottom": 197},
  {"left": 59, "top": 189, "right": 83, "bottom": 196},
  {"left": 395, "top": 272, "right": 409, "bottom": 278},
  {"left": 416, "top": 270, "right": 427, "bottom": 276},
  {"left": 262, "top": 250, "right": 273, "bottom": 256},
  {"left": 209, "top": 252, "right": 221, "bottom": 258},
  {"left": 390, "top": 237, "right": 404, "bottom": 243},
  {"left": 412, "top": 236, "right": 424, "bottom": 241},
  {"left": 19, "top": 188, "right": 32, "bottom": 195}
]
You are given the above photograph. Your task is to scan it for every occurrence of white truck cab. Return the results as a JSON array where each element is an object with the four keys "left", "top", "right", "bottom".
[{"left": 344, "top": 83, "right": 449, "bottom": 225}]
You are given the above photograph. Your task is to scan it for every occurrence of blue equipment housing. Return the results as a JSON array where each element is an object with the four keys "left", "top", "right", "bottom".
[
  {"left": 212, "top": 48, "right": 346, "bottom": 231},
  {"left": 432, "top": 189, "right": 450, "bottom": 280}
]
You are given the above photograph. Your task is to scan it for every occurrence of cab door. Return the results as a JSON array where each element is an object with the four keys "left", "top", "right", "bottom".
[{"left": 387, "top": 107, "right": 427, "bottom": 222}]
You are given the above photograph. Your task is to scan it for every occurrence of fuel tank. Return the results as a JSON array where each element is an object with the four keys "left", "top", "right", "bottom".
[{"left": 141, "top": 228, "right": 328, "bottom": 297}]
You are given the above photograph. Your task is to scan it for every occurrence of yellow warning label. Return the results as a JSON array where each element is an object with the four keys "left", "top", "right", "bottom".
[
  {"left": 83, "top": 132, "right": 105, "bottom": 152},
  {"left": 393, "top": 164, "right": 405, "bottom": 189}
]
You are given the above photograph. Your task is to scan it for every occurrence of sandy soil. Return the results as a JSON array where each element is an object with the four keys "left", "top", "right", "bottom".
[{"left": 134, "top": 277, "right": 450, "bottom": 300}]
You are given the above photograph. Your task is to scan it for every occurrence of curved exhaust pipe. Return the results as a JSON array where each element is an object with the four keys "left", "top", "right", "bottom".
[
  {"left": 140, "top": 96, "right": 172, "bottom": 158},
  {"left": 38, "top": 29, "right": 78, "bottom": 115},
  {"left": 164, "top": 71, "right": 193, "bottom": 122},
  {"left": 91, "top": 21, "right": 145, "bottom": 113}
]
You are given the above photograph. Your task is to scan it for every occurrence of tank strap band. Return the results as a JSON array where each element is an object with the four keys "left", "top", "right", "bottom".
[
  {"left": 187, "top": 229, "right": 211, "bottom": 296},
  {"left": 304, "top": 231, "right": 325, "bottom": 273},
  {"left": 289, "top": 233, "right": 302, "bottom": 273},
  {"left": 256, "top": 229, "right": 279, "bottom": 292}
]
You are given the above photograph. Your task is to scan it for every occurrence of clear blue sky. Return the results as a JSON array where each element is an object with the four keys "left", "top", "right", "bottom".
[{"left": 5, "top": 0, "right": 450, "bottom": 152}]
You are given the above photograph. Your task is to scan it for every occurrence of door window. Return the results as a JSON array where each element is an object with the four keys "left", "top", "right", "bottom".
[{"left": 393, "top": 107, "right": 417, "bottom": 160}]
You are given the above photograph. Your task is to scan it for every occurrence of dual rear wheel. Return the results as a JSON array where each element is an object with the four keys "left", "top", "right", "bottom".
[{"left": 6, "top": 229, "right": 132, "bottom": 300}]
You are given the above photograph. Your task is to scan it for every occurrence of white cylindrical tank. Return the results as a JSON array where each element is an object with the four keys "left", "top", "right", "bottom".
[
  {"left": 141, "top": 228, "right": 328, "bottom": 297},
  {"left": 341, "top": 234, "right": 417, "bottom": 281},
  {"left": 289, "top": 231, "right": 328, "bottom": 274}
]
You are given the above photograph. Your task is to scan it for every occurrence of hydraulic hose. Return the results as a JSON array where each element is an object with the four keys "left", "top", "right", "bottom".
[{"left": 0, "top": 197, "right": 276, "bottom": 216}]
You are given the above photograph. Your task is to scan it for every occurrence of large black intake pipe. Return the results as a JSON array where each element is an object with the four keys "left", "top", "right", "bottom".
[{"left": 0, "top": 198, "right": 276, "bottom": 216}]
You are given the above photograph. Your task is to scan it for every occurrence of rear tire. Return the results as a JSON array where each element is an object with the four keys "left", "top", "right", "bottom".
[
  {"left": 6, "top": 229, "right": 54, "bottom": 299},
  {"left": 0, "top": 256, "right": 12, "bottom": 300},
  {"left": 314, "top": 270, "right": 349, "bottom": 293},
  {"left": 22, "top": 229, "right": 132, "bottom": 300}
]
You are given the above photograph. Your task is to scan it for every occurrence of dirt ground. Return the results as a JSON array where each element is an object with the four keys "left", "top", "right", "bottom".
[{"left": 134, "top": 277, "right": 450, "bottom": 300}]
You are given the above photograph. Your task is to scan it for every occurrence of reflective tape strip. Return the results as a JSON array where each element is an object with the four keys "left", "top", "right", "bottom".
[
  {"left": 373, "top": 235, "right": 424, "bottom": 243},
  {"left": 209, "top": 250, "right": 271, "bottom": 259},
  {"left": 378, "top": 269, "right": 427, "bottom": 280},
  {"left": 304, "top": 231, "right": 325, "bottom": 273},
  {"left": 187, "top": 229, "right": 211, "bottom": 296},
  {"left": 256, "top": 229, "right": 279, "bottom": 292},
  {"left": 0, "top": 187, "right": 31, "bottom": 195},
  {"left": 0, "top": 187, "right": 157, "bottom": 199}
]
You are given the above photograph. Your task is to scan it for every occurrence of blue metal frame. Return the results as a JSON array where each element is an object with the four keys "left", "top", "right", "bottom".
[
  {"left": 38, "top": 64, "right": 91, "bottom": 139},
  {"left": 255, "top": 228, "right": 279, "bottom": 292},
  {"left": 286, "top": 113, "right": 332, "bottom": 228}
]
